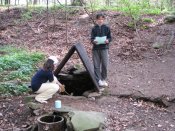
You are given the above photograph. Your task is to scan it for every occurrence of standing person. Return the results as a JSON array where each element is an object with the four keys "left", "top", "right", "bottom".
[
  {"left": 91, "top": 13, "right": 112, "bottom": 89},
  {"left": 31, "top": 56, "right": 63, "bottom": 103}
]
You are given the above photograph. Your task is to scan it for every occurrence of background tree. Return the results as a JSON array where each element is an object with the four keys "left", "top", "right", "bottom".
[
  {"left": 33, "top": 0, "right": 38, "bottom": 5},
  {"left": 71, "top": 0, "right": 85, "bottom": 6},
  {"left": 0, "top": 0, "right": 3, "bottom": 5}
]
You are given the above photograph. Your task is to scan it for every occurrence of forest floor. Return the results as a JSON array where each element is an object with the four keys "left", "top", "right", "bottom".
[{"left": 0, "top": 7, "right": 175, "bottom": 130}]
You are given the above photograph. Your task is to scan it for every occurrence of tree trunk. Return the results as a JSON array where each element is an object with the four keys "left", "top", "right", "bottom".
[
  {"left": 26, "top": 0, "right": 28, "bottom": 9},
  {"left": 33, "top": 0, "right": 38, "bottom": 5},
  {"left": 0, "top": 0, "right": 3, "bottom": 5},
  {"left": 5, "top": 0, "right": 8, "bottom": 5},
  {"left": 72, "top": 0, "right": 85, "bottom": 6},
  {"left": 105, "top": 0, "right": 110, "bottom": 6},
  {"left": 29, "top": 0, "right": 32, "bottom": 5}
]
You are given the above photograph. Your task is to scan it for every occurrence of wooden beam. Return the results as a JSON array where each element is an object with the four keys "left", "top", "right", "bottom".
[{"left": 54, "top": 43, "right": 100, "bottom": 91}]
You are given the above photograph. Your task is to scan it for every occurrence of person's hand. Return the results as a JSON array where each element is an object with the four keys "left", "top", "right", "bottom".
[
  {"left": 59, "top": 84, "right": 65, "bottom": 93},
  {"left": 105, "top": 39, "right": 109, "bottom": 44},
  {"left": 93, "top": 40, "right": 98, "bottom": 45}
]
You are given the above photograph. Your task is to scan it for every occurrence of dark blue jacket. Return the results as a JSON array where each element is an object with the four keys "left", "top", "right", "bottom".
[
  {"left": 31, "top": 69, "right": 54, "bottom": 92},
  {"left": 91, "top": 24, "right": 112, "bottom": 50}
]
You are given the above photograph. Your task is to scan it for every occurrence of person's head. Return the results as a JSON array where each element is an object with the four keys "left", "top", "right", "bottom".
[
  {"left": 96, "top": 13, "right": 105, "bottom": 26},
  {"left": 43, "top": 59, "right": 54, "bottom": 71},
  {"left": 48, "top": 56, "right": 58, "bottom": 65}
]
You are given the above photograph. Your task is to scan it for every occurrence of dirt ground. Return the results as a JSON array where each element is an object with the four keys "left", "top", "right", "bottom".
[{"left": 0, "top": 8, "right": 175, "bottom": 130}]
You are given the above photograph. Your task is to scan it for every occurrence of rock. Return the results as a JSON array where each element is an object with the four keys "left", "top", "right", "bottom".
[
  {"left": 88, "top": 97, "right": 96, "bottom": 101},
  {"left": 161, "top": 98, "right": 171, "bottom": 107},
  {"left": 73, "top": 69, "right": 87, "bottom": 75},
  {"left": 53, "top": 105, "right": 77, "bottom": 113},
  {"left": 59, "top": 95, "right": 86, "bottom": 100},
  {"left": 13, "top": 127, "right": 21, "bottom": 131},
  {"left": 27, "top": 102, "right": 42, "bottom": 110},
  {"left": 66, "top": 117, "right": 74, "bottom": 131},
  {"left": 33, "top": 109, "right": 42, "bottom": 116},
  {"left": 71, "top": 111, "right": 106, "bottom": 131},
  {"left": 24, "top": 95, "right": 36, "bottom": 103},
  {"left": 164, "top": 15, "right": 175, "bottom": 23},
  {"left": 88, "top": 92, "right": 101, "bottom": 98},
  {"left": 82, "top": 90, "right": 98, "bottom": 98},
  {"left": 152, "top": 42, "right": 164, "bottom": 49}
]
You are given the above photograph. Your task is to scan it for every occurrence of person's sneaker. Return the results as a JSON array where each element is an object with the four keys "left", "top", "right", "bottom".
[
  {"left": 99, "top": 88, "right": 105, "bottom": 94},
  {"left": 99, "top": 88, "right": 105, "bottom": 92},
  {"left": 102, "top": 81, "right": 108, "bottom": 87},
  {"left": 98, "top": 80, "right": 104, "bottom": 87}
]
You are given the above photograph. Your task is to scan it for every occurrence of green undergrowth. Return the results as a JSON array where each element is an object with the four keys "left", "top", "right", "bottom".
[
  {"left": 94, "top": 6, "right": 162, "bottom": 15},
  {"left": 0, "top": 46, "right": 44, "bottom": 96},
  {"left": 21, "top": 6, "right": 45, "bottom": 21}
]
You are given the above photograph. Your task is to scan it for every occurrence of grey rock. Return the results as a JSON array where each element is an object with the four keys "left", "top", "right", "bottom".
[
  {"left": 88, "top": 92, "right": 101, "bottom": 98},
  {"left": 27, "top": 102, "right": 42, "bottom": 110},
  {"left": 24, "top": 95, "right": 36, "bottom": 103},
  {"left": 33, "top": 109, "right": 42, "bottom": 116},
  {"left": 71, "top": 111, "right": 106, "bottom": 131},
  {"left": 53, "top": 105, "right": 77, "bottom": 113},
  {"left": 152, "top": 42, "right": 164, "bottom": 49}
]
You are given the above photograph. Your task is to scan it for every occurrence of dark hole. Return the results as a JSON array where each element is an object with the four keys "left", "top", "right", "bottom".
[
  {"left": 40, "top": 115, "right": 63, "bottom": 123},
  {"left": 57, "top": 68, "right": 95, "bottom": 96}
]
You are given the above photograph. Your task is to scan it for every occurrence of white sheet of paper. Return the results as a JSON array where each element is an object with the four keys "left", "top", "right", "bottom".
[{"left": 95, "top": 36, "right": 107, "bottom": 45}]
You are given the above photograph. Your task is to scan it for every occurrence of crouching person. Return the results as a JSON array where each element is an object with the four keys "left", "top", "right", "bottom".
[{"left": 31, "top": 56, "right": 61, "bottom": 103}]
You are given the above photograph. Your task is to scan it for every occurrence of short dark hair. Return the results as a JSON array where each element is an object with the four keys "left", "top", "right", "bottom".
[
  {"left": 43, "top": 59, "right": 54, "bottom": 71},
  {"left": 96, "top": 13, "right": 105, "bottom": 19}
]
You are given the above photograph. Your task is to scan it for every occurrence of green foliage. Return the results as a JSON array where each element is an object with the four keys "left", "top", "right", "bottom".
[
  {"left": 170, "top": 11, "right": 175, "bottom": 15},
  {"left": 87, "top": 0, "right": 162, "bottom": 16},
  {"left": 21, "top": 10, "right": 33, "bottom": 20},
  {"left": 50, "top": 5, "right": 63, "bottom": 12},
  {"left": 0, "top": 83, "right": 29, "bottom": 96},
  {"left": 21, "top": 6, "right": 45, "bottom": 21},
  {"left": 127, "top": 22, "right": 135, "bottom": 28},
  {"left": 142, "top": 18, "right": 154, "bottom": 23},
  {"left": 143, "top": 9, "right": 161, "bottom": 15},
  {"left": 0, "top": 46, "right": 44, "bottom": 96}
]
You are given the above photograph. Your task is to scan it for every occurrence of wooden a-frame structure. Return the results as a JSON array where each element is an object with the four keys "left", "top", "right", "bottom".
[{"left": 54, "top": 43, "right": 100, "bottom": 91}]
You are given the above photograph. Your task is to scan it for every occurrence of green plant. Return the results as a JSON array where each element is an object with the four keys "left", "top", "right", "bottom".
[
  {"left": 21, "top": 6, "right": 46, "bottom": 21},
  {"left": 127, "top": 22, "right": 135, "bottom": 28},
  {"left": 21, "top": 10, "right": 33, "bottom": 20},
  {"left": 0, "top": 83, "right": 29, "bottom": 96},
  {"left": 0, "top": 46, "right": 44, "bottom": 96},
  {"left": 142, "top": 18, "right": 154, "bottom": 23}
]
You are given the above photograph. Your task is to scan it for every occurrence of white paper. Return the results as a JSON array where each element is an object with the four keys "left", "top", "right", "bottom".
[{"left": 95, "top": 36, "right": 107, "bottom": 45}]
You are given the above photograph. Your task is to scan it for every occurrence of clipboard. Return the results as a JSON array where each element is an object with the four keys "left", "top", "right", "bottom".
[{"left": 94, "top": 36, "right": 107, "bottom": 45}]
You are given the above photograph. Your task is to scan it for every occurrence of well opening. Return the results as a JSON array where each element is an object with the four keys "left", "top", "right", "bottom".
[
  {"left": 54, "top": 44, "right": 100, "bottom": 96},
  {"left": 57, "top": 66, "right": 95, "bottom": 96},
  {"left": 37, "top": 115, "right": 65, "bottom": 131},
  {"left": 39, "top": 115, "right": 63, "bottom": 123}
]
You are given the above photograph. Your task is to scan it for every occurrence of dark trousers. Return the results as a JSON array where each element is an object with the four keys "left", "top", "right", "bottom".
[{"left": 93, "top": 49, "right": 109, "bottom": 82}]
